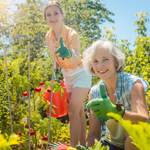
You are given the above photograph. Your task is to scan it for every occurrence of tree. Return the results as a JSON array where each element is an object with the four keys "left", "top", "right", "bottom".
[
  {"left": 9, "top": 0, "right": 114, "bottom": 57},
  {"left": 125, "top": 11, "right": 149, "bottom": 80},
  {"left": 10, "top": 0, "right": 47, "bottom": 60},
  {"left": 125, "top": 12, "right": 150, "bottom": 105},
  {"left": 0, "top": 0, "right": 12, "bottom": 53},
  {"left": 102, "top": 26, "right": 116, "bottom": 42},
  {"left": 61, "top": 0, "right": 114, "bottom": 49},
  {"left": 135, "top": 12, "right": 149, "bottom": 37}
]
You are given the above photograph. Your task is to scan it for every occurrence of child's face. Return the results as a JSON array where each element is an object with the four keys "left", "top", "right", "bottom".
[
  {"left": 45, "top": 5, "right": 64, "bottom": 28},
  {"left": 91, "top": 47, "right": 117, "bottom": 81}
]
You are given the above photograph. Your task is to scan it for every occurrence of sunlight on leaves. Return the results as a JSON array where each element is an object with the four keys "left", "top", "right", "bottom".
[
  {"left": 89, "top": 140, "right": 109, "bottom": 150},
  {"left": 108, "top": 113, "right": 150, "bottom": 150}
]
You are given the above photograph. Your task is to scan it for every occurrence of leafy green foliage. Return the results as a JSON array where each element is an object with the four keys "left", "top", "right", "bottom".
[
  {"left": 108, "top": 113, "right": 150, "bottom": 150},
  {"left": 30, "top": 116, "right": 70, "bottom": 144},
  {"left": 10, "top": 0, "right": 47, "bottom": 60},
  {"left": 124, "top": 37, "right": 150, "bottom": 104},
  {"left": 0, "top": 134, "right": 20, "bottom": 150},
  {"left": 68, "top": 141, "right": 109, "bottom": 150},
  {"left": 135, "top": 12, "right": 149, "bottom": 37},
  {"left": 50, "top": 119, "right": 70, "bottom": 143},
  {"left": 0, "top": 60, "right": 11, "bottom": 134},
  {"left": 88, "top": 140, "right": 109, "bottom": 150},
  {"left": 61, "top": 0, "right": 114, "bottom": 50},
  {"left": 0, "top": 54, "right": 52, "bottom": 134},
  {"left": 0, "top": 0, "right": 149, "bottom": 149},
  {"left": 102, "top": 27, "right": 116, "bottom": 42}
]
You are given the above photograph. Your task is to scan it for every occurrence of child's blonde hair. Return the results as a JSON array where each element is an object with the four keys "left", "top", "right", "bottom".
[
  {"left": 82, "top": 40, "right": 125, "bottom": 74},
  {"left": 44, "top": 0, "right": 63, "bottom": 20}
]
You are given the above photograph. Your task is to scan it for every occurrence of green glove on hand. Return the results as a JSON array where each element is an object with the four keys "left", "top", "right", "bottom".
[
  {"left": 86, "top": 83, "right": 124, "bottom": 121},
  {"left": 86, "top": 97, "right": 124, "bottom": 121},
  {"left": 56, "top": 37, "right": 72, "bottom": 59}
]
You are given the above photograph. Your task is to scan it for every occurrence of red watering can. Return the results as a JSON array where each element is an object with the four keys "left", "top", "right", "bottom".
[{"left": 43, "top": 80, "right": 68, "bottom": 118}]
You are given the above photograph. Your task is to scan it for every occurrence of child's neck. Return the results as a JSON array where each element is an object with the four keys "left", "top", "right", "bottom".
[{"left": 52, "top": 23, "right": 63, "bottom": 41}]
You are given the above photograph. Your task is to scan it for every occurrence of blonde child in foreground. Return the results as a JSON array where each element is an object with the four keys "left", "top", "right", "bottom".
[
  {"left": 44, "top": 1, "right": 91, "bottom": 147},
  {"left": 83, "top": 40, "right": 149, "bottom": 150}
]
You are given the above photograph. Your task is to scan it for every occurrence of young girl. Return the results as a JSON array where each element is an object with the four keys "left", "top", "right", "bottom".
[
  {"left": 82, "top": 40, "right": 149, "bottom": 150},
  {"left": 44, "top": 1, "right": 91, "bottom": 146}
]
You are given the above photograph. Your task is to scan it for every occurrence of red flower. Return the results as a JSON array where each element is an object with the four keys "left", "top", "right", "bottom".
[
  {"left": 41, "top": 135, "right": 48, "bottom": 141},
  {"left": 28, "top": 128, "right": 36, "bottom": 136},
  {"left": 34, "top": 87, "right": 41, "bottom": 92},
  {"left": 22, "top": 91, "right": 29, "bottom": 97},
  {"left": 47, "top": 87, "right": 51, "bottom": 93},
  {"left": 39, "top": 82, "right": 45, "bottom": 86}
]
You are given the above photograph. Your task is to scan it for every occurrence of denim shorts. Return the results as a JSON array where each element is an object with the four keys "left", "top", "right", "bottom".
[{"left": 62, "top": 67, "right": 92, "bottom": 92}]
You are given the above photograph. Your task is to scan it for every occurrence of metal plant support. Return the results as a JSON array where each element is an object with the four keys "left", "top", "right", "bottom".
[
  {"left": 4, "top": 47, "right": 13, "bottom": 134},
  {"left": 27, "top": 40, "right": 31, "bottom": 150},
  {"left": 47, "top": 60, "right": 57, "bottom": 149}
]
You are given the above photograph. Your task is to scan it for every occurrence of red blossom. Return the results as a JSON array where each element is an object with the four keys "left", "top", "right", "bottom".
[
  {"left": 47, "top": 87, "right": 51, "bottom": 93},
  {"left": 39, "top": 82, "right": 45, "bottom": 86},
  {"left": 41, "top": 135, "right": 48, "bottom": 141},
  {"left": 28, "top": 128, "right": 36, "bottom": 136},
  {"left": 22, "top": 91, "right": 29, "bottom": 97},
  {"left": 34, "top": 87, "right": 41, "bottom": 92}
]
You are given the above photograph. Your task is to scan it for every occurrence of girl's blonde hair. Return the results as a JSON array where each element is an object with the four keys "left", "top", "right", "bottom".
[
  {"left": 82, "top": 40, "right": 125, "bottom": 74},
  {"left": 44, "top": 0, "right": 63, "bottom": 20}
]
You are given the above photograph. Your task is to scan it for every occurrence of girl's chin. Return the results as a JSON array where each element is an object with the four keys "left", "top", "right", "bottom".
[
  {"left": 49, "top": 24, "right": 56, "bottom": 27},
  {"left": 48, "top": 23, "right": 57, "bottom": 26},
  {"left": 98, "top": 74, "right": 109, "bottom": 80}
]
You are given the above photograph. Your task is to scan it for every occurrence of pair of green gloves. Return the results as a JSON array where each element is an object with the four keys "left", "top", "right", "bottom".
[
  {"left": 86, "top": 84, "right": 125, "bottom": 121},
  {"left": 56, "top": 37, "right": 72, "bottom": 59}
]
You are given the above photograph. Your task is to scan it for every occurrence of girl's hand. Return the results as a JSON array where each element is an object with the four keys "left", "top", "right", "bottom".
[{"left": 55, "top": 37, "right": 72, "bottom": 59}]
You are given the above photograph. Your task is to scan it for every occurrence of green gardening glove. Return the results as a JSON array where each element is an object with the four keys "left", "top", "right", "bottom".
[
  {"left": 86, "top": 97, "right": 124, "bottom": 121},
  {"left": 87, "top": 83, "right": 125, "bottom": 121},
  {"left": 56, "top": 37, "right": 72, "bottom": 59}
]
